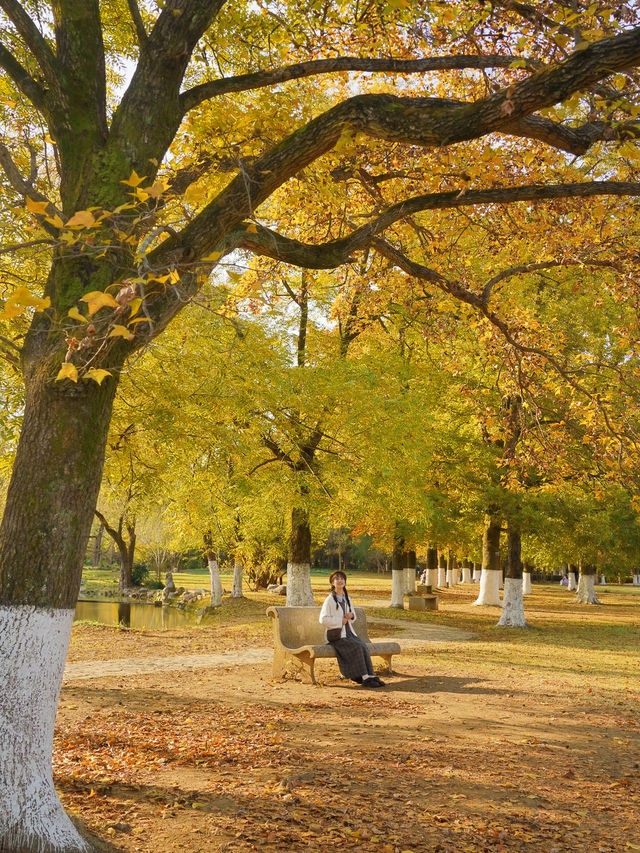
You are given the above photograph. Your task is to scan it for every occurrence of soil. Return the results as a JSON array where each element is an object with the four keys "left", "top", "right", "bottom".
[{"left": 55, "top": 591, "right": 640, "bottom": 853}]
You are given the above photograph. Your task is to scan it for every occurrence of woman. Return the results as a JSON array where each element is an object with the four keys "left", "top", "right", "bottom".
[{"left": 319, "top": 570, "right": 385, "bottom": 688}]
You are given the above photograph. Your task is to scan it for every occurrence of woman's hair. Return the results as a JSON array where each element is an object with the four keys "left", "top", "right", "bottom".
[
  {"left": 329, "top": 570, "right": 346, "bottom": 587},
  {"left": 329, "top": 571, "right": 351, "bottom": 610}
]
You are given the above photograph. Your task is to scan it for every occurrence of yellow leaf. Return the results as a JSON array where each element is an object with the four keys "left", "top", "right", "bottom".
[
  {"left": 45, "top": 214, "right": 64, "bottom": 229},
  {"left": 80, "top": 291, "right": 118, "bottom": 315},
  {"left": 67, "top": 306, "right": 86, "bottom": 323},
  {"left": 84, "top": 368, "right": 111, "bottom": 385},
  {"left": 169, "top": 269, "right": 180, "bottom": 283},
  {"left": 127, "top": 297, "right": 142, "bottom": 317},
  {"left": 56, "top": 363, "right": 78, "bottom": 382},
  {"left": 145, "top": 180, "right": 169, "bottom": 199},
  {"left": 65, "top": 210, "right": 96, "bottom": 229},
  {"left": 127, "top": 317, "right": 151, "bottom": 325},
  {"left": 1, "top": 287, "right": 51, "bottom": 318},
  {"left": 0, "top": 302, "right": 24, "bottom": 319},
  {"left": 121, "top": 170, "right": 147, "bottom": 187},
  {"left": 203, "top": 251, "right": 223, "bottom": 262},
  {"left": 135, "top": 188, "right": 149, "bottom": 202},
  {"left": 26, "top": 196, "right": 50, "bottom": 216},
  {"left": 246, "top": 222, "right": 258, "bottom": 234},
  {"left": 108, "top": 324, "right": 134, "bottom": 339}
]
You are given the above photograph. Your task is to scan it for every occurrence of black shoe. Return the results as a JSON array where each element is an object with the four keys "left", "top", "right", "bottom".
[
  {"left": 363, "top": 678, "right": 382, "bottom": 688},
  {"left": 353, "top": 676, "right": 363, "bottom": 684},
  {"left": 373, "top": 677, "right": 386, "bottom": 686}
]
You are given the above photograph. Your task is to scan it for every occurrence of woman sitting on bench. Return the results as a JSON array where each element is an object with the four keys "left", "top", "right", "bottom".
[{"left": 319, "top": 571, "right": 385, "bottom": 688}]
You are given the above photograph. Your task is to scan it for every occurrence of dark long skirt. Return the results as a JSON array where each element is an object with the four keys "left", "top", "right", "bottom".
[{"left": 331, "top": 633, "right": 375, "bottom": 681}]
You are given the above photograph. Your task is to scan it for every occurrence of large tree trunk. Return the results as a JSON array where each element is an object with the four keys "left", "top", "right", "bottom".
[
  {"left": 498, "top": 519, "right": 527, "bottom": 627},
  {"left": 286, "top": 506, "right": 315, "bottom": 606},
  {"left": 0, "top": 369, "right": 119, "bottom": 853},
  {"left": 473, "top": 507, "right": 502, "bottom": 606},
  {"left": 461, "top": 558, "right": 472, "bottom": 583},
  {"left": 403, "top": 550, "right": 416, "bottom": 595},
  {"left": 567, "top": 563, "right": 578, "bottom": 591},
  {"left": 574, "top": 562, "right": 601, "bottom": 604},
  {"left": 204, "top": 532, "right": 222, "bottom": 606},
  {"left": 232, "top": 556, "right": 244, "bottom": 598}
]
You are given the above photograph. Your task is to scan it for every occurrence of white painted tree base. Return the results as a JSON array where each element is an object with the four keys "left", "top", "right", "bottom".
[
  {"left": 403, "top": 567, "right": 415, "bottom": 595},
  {"left": 425, "top": 569, "right": 438, "bottom": 587},
  {"left": 634, "top": 573, "right": 640, "bottom": 587},
  {"left": 0, "top": 606, "right": 91, "bottom": 853},
  {"left": 286, "top": 562, "right": 315, "bottom": 606},
  {"left": 567, "top": 572, "right": 577, "bottom": 591},
  {"left": 472, "top": 567, "right": 481, "bottom": 582},
  {"left": 497, "top": 578, "right": 527, "bottom": 627},
  {"left": 445, "top": 569, "right": 451, "bottom": 587},
  {"left": 462, "top": 567, "right": 472, "bottom": 583},
  {"left": 390, "top": 570, "right": 404, "bottom": 607},
  {"left": 574, "top": 574, "right": 601, "bottom": 604},
  {"left": 232, "top": 559, "right": 243, "bottom": 598},
  {"left": 472, "top": 570, "right": 502, "bottom": 606},
  {"left": 522, "top": 572, "right": 532, "bottom": 594},
  {"left": 208, "top": 558, "right": 222, "bottom": 606},
  {"left": 437, "top": 567, "right": 446, "bottom": 588}
]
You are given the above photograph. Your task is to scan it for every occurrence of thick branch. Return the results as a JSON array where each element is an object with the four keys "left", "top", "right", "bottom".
[
  {"left": 226, "top": 181, "right": 640, "bottom": 270},
  {"left": 180, "top": 53, "right": 536, "bottom": 114},
  {"left": 0, "top": 0, "right": 60, "bottom": 89},
  {"left": 0, "top": 41, "right": 47, "bottom": 111},
  {"left": 126, "top": 0, "right": 148, "bottom": 47}
]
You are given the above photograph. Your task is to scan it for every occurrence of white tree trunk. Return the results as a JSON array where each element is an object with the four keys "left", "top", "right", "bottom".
[
  {"left": 445, "top": 568, "right": 451, "bottom": 587},
  {"left": 0, "top": 606, "right": 90, "bottom": 852},
  {"left": 462, "top": 565, "right": 472, "bottom": 583},
  {"left": 633, "top": 572, "right": 640, "bottom": 587},
  {"left": 208, "top": 558, "right": 222, "bottom": 606},
  {"left": 450, "top": 566, "right": 460, "bottom": 586},
  {"left": 425, "top": 568, "right": 438, "bottom": 587},
  {"left": 390, "top": 570, "right": 404, "bottom": 607},
  {"left": 232, "top": 557, "right": 243, "bottom": 598},
  {"left": 599, "top": 574, "right": 607, "bottom": 585},
  {"left": 472, "top": 563, "right": 481, "bottom": 582},
  {"left": 497, "top": 578, "right": 527, "bottom": 627},
  {"left": 437, "top": 565, "right": 446, "bottom": 587},
  {"left": 567, "top": 571, "right": 577, "bottom": 591},
  {"left": 285, "top": 562, "right": 315, "bottom": 606},
  {"left": 472, "top": 569, "right": 502, "bottom": 606},
  {"left": 522, "top": 572, "right": 532, "bottom": 594},
  {"left": 403, "top": 567, "right": 415, "bottom": 595},
  {"left": 574, "top": 573, "right": 601, "bottom": 604}
]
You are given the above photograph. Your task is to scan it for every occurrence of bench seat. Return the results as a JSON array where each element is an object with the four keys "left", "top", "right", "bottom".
[{"left": 266, "top": 605, "right": 401, "bottom": 684}]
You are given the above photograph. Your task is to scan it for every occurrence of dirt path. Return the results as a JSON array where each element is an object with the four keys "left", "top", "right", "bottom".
[{"left": 62, "top": 619, "right": 474, "bottom": 682}]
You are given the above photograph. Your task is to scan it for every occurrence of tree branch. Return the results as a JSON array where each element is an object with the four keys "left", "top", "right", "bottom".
[
  {"left": 179, "top": 53, "right": 537, "bottom": 114},
  {"left": 0, "top": 41, "right": 47, "bottom": 111},
  {"left": 126, "top": 0, "right": 148, "bottom": 48},
  {"left": 0, "top": 142, "right": 64, "bottom": 232},
  {"left": 0, "top": 0, "right": 61, "bottom": 90}
]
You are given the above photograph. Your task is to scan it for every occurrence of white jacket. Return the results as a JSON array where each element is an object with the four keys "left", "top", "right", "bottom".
[{"left": 319, "top": 593, "right": 359, "bottom": 640}]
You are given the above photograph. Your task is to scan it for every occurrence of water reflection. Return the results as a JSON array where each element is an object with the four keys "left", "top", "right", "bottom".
[{"left": 74, "top": 599, "right": 193, "bottom": 629}]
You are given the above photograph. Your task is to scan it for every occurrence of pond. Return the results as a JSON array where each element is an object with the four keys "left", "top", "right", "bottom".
[{"left": 74, "top": 599, "right": 195, "bottom": 630}]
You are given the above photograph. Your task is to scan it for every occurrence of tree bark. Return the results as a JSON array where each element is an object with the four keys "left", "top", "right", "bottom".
[
  {"left": 425, "top": 544, "right": 438, "bottom": 587},
  {"left": 574, "top": 563, "right": 601, "bottom": 604},
  {"left": 286, "top": 506, "right": 314, "bottom": 606},
  {"left": 0, "top": 369, "right": 118, "bottom": 853},
  {"left": 403, "top": 550, "right": 416, "bottom": 595},
  {"left": 390, "top": 527, "right": 405, "bottom": 608},
  {"left": 437, "top": 550, "right": 447, "bottom": 588},
  {"left": 204, "top": 531, "right": 222, "bottom": 606},
  {"left": 232, "top": 557, "right": 243, "bottom": 598},
  {"left": 94, "top": 510, "right": 136, "bottom": 590},
  {"left": 498, "top": 519, "right": 527, "bottom": 627},
  {"left": 567, "top": 563, "right": 578, "bottom": 591},
  {"left": 461, "top": 558, "right": 472, "bottom": 583},
  {"left": 473, "top": 507, "right": 502, "bottom": 606}
]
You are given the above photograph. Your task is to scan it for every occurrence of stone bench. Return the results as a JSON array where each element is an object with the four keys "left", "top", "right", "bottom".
[{"left": 266, "top": 605, "right": 402, "bottom": 685}]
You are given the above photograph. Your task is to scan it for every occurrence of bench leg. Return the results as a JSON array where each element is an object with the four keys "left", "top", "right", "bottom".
[
  {"left": 295, "top": 651, "right": 317, "bottom": 685},
  {"left": 379, "top": 654, "right": 393, "bottom": 675}
]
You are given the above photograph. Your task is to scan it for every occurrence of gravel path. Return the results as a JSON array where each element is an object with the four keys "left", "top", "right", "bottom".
[{"left": 63, "top": 616, "right": 474, "bottom": 683}]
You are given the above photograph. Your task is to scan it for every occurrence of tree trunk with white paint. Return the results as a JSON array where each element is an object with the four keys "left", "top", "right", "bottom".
[
  {"left": 232, "top": 557, "right": 243, "bottom": 598},
  {"left": 472, "top": 561, "right": 481, "bottom": 582},
  {"left": 567, "top": 564, "right": 578, "bottom": 591},
  {"left": 286, "top": 507, "right": 315, "bottom": 606},
  {"left": 473, "top": 507, "right": 502, "bottom": 607},
  {"left": 574, "top": 564, "right": 601, "bottom": 604},
  {"left": 461, "top": 559, "right": 472, "bottom": 583},
  {"left": 425, "top": 545, "right": 438, "bottom": 587},
  {"left": 404, "top": 550, "right": 416, "bottom": 594},
  {"left": 522, "top": 572, "right": 532, "bottom": 594},
  {"left": 498, "top": 521, "right": 526, "bottom": 627},
  {"left": 437, "top": 551, "right": 447, "bottom": 588},
  {"left": 0, "top": 356, "right": 120, "bottom": 853},
  {"left": 634, "top": 572, "right": 640, "bottom": 587},
  {"left": 208, "top": 558, "right": 223, "bottom": 606}
]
